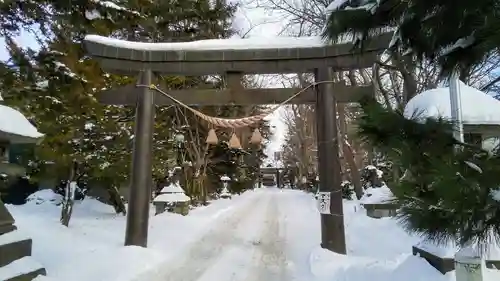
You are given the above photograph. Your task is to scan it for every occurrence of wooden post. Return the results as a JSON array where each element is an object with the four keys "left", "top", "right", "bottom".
[{"left": 314, "top": 67, "right": 347, "bottom": 254}]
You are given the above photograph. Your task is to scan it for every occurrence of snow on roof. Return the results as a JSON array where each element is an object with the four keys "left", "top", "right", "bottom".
[
  {"left": 325, "top": 0, "right": 379, "bottom": 15},
  {"left": 160, "top": 183, "right": 185, "bottom": 194},
  {"left": 154, "top": 193, "right": 190, "bottom": 203},
  {"left": 326, "top": 0, "right": 349, "bottom": 12},
  {"left": 404, "top": 81, "right": 500, "bottom": 125},
  {"left": 360, "top": 186, "right": 394, "bottom": 204},
  {"left": 0, "top": 105, "right": 44, "bottom": 139},
  {"left": 84, "top": 34, "right": 331, "bottom": 52}
]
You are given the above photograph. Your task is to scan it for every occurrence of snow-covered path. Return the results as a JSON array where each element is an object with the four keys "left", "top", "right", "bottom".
[
  {"left": 12, "top": 187, "right": 496, "bottom": 281},
  {"left": 135, "top": 188, "right": 298, "bottom": 281}
]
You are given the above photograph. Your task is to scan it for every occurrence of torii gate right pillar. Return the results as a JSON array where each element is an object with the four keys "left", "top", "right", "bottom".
[{"left": 315, "top": 67, "right": 346, "bottom": 254}]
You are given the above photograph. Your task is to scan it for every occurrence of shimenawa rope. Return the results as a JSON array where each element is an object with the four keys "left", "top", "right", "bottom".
[{"left": 136, "top": 80, "right": 336, "bottom": 129}]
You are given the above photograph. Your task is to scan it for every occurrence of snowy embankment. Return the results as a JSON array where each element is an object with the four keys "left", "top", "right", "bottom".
[
  {"left": 279, "top": 190, "right": 500, "bottom": 281},
  {"left": 6, "top": 188, "right": 500, "bottom": 281},
  {"left": 6, "top": 189, "right": 251, "bottom": 281}
]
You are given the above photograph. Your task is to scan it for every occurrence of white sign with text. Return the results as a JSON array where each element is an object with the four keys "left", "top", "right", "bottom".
[{"left": 317, "top": 192, "right": 331, "bottom": 214}]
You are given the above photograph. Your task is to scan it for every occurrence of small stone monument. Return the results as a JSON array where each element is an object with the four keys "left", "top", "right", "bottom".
[
  {"left": 220, "top": 175, "right": 231, "bottom": 199},
  {"left": 360, "top": 185, "right": 398, "bottom": 218},
  {"left": 153, "top": 181, "right": 190, "bottom": 216}
]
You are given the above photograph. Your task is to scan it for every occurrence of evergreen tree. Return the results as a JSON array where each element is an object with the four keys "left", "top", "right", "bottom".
[
  {"left": 0, "top": 0, "right": 270, "bottom": 207},
  {"left": 0, "top": 0, "right": 141, "bottom": 37},
  {"left": 322, "top": 0, "right": 500, "bottom": 77},
  {"left": 357, "top": 96, "right": 500, "bottom": 247}
]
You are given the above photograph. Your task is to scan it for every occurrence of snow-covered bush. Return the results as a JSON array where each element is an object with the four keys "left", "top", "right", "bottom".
[
  {"left": 54, "top": 179, "right": 87, "bottom": 201},
  {"left": 341, "top": 180, "right": 355, "bottom": 200},
  {"left": 361, "top": 165, "right": 385, "bottom": 189},
  {"left": 1, "top": 176, "right": 39, "bottom": 205},
  {"left": 358, "top": 97, "right": 500, "bottom": 249}
]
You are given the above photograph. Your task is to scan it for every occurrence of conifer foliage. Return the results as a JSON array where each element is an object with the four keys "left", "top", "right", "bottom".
[
  {"left": 357, "top": 96, "right": 500, "bottom": 247},
  {"left": 323, "top": 0, "right": 500, "bottom": 77},
  {"left": 0, "top": 0, "right": 268, "bottom": 211}
]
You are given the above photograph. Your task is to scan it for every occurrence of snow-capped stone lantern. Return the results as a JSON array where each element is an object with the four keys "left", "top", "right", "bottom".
[
  {"left": 220, "top": 175, "right": 231, "bottom": 199},
  {"left": 153, "top": 181, "right": 190, "bottom": 215},
  {"left": 359, "top": 184, "right": 397, "bottom": 219},
  {"left": 0, "top": 104, "right": 46, "bottom": 279}
]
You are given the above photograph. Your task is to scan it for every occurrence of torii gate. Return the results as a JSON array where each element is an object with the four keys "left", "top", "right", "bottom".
[{"left": 83, "top": 34, "right": 389, "bottom": 254}]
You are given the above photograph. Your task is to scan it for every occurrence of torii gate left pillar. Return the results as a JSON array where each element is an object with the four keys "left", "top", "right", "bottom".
[{"left": 124, "top": 69, "right": 155, "bottom": 247}]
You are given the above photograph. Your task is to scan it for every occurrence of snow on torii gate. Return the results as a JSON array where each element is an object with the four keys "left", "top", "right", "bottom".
[{"left": 83, "top": 34, "right": 390, "bottom": 253}]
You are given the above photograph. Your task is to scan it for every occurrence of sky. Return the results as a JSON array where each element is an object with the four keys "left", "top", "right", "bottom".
[
  {"left": 0, "top": 1, "right": 289, "bottom": 160},
  {"left": 232, "top": 2, "right": 290, "bottom": 161},
  {"left": 0, "top": 29, "right": 40, "bottom": 60}
]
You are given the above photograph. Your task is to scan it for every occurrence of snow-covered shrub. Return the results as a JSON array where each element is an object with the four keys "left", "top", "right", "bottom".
[
  {"left": 361, "top": 165, "right": 385, "bottom": 189},
  {"left": 1, "top": 176, "right": 39, "bottom": 205},
  {"left": 54, "top": 179, "right": 87, "bottom": 200},
  {"left": 341, "top": 180, "right": 355, "bottom": 200}
]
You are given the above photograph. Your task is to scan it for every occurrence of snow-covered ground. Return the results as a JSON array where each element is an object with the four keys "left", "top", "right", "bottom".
[{"left": 6, "top": 188, "right": 500, "bottom": 281}]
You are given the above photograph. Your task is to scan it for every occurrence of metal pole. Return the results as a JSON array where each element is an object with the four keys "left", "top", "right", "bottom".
[
  {"left": 449, "top": 72, "right": 464, "bottom": 143},
  {"left": 125, "top": 69, "right": 155, "bottom": 247},
  {"left": 314, "top": 67, "right": 347, "bottom": 254},
  {"left": 450, "top": 75, "right": 484, "bottom": 281}
]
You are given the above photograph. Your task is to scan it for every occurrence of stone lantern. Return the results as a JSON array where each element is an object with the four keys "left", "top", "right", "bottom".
[
  {"left": 220, "top": 175, "right": 231, "bottom": 199},
  {"left": 0, "top": 104, "right": 45, "bottom": 280},
  {"left": 153, "top": 181, "right": 190, "bottom": 215}
]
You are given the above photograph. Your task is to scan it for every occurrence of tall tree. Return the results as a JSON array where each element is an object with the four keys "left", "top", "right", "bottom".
[{"left": 0, "top": 0, "right": 270, "bottom": 213}]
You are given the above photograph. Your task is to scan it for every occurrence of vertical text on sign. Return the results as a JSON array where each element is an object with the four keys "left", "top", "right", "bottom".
[{"left": 317, "top": 192, "right": 331, "bottom": 214}]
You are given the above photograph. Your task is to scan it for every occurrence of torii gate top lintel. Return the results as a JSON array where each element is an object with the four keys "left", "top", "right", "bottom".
[{"left": 83, "top": 33, "right": 391, "bottom": 75}]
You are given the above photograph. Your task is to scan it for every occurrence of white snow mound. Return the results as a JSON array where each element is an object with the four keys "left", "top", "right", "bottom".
[
  {"left": 26, "top": 189, "right": 63, "bottom": 205},
  {"left": 404, "top": 81, "right": 500, "bottom": 125}
]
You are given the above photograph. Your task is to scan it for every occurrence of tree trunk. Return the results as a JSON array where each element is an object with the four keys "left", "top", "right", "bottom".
[
  {"left": 60, "top": 161, "right": 78, "bottom": 227},
  {"left": 342, "top": 139, "right": 363, "bottom": 199},
  {"left": 107, "top": 185, "right": 127, "bottom": 215},
  {"left": 341, "top": 72, "right": 363, "bottom": 199},
  {"left": 337, "top": 103, "right": 349, "bottom": 180}
]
